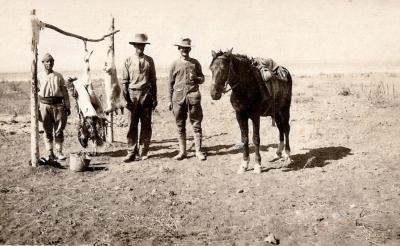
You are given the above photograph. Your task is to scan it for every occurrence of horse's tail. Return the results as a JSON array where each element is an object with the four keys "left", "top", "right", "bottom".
[{"left": 286, "top": 70, "right": 293, "bottom": 105}]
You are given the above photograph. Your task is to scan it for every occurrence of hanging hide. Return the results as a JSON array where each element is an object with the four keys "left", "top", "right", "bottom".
[
  {"left": 74, "top": 50, "right": 104, "bottom": 117},
  {"left": 104, "top": 46, "right": 123, "bottom": 113},
  {"left": 68, "top": 49, "right": 107, "bottom": 148}
]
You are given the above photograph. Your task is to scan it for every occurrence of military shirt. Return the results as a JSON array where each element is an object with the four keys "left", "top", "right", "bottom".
[
  {"left": 122, "top": 54, "right": 157, "bottom": 100},
  {"left": 168, "top": 57, "right": 204, "bottom": 104}
]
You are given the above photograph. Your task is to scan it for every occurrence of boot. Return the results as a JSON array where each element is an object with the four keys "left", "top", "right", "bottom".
[
  {"left": 139, "top": 145, "right": 149, "bottom": 160},
  {"left": 123, "top": 152, "right": 136, "bottom": 163},
  {"left": 44, "top": 139, "right": 55, "bottom": 161},
  {"left": 174, "top": 134, "right": 187, "bottom": 160},
  {"left": 55, "top": 141, "right": 67, "bottom": 160},
  {"left": 123, "top": 146, "right": 137, "bottom": 163},
  {"left": 194, "top": 133, "right": 206, "bottom": 161}
]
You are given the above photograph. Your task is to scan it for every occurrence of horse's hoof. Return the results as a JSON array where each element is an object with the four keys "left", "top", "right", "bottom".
[
  {"left": 283, "top": 157, "right": 293, "bottom": 165},
  {"left": 253, "top": 164, "right": 262, "bottom": 174},
  {"left": 237, "top": 166, "right": 247, "bottom": 174},
  {"left": 283, "top": 150, "right": 291, "bottom": 163},
  {"left": 275, "top": 152, "right": 282, "bottom": 159},
  {"left": 237, "top": 160, "right": 249, "bottom": 174}
]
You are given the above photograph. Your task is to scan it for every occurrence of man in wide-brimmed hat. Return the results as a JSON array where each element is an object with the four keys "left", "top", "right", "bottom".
[
  {"left": 168, "top": 38, "right": 206, "bottom": 161},
  {"left": 38, "top": 53, "right": 71, "bottom": 161},
  {"left": 122, "top": 33, "right": 157, "bottom": 162}
]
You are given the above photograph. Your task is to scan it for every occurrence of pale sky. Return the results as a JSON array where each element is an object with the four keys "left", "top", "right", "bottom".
[{"left": 1, "top": 0, "right": 400, "bottom": 73}]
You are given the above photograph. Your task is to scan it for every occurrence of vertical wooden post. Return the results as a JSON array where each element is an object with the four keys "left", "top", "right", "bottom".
[
  {"left": 106, "top": 17, "right": 115, "bottom": 143},
  {"left": 30, "top": 9, "right": 40, "bottom": 166}
]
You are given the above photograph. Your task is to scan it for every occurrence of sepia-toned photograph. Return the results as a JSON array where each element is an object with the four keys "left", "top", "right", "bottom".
[{"left": 0, "top": 0, "right": 399, "bottom": 245}]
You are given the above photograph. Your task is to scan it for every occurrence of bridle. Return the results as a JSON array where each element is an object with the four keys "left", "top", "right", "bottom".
[{"left": 211, "top": 55, "right": 239, "bottom": 94}]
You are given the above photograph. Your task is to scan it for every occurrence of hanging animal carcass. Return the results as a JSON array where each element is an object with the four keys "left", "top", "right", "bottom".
[
  {"left": 67, "top": 49, "right": 107, "bottom": 148},
  {"left": 104, "top": 45, "right": 123, "bottom": 113}
]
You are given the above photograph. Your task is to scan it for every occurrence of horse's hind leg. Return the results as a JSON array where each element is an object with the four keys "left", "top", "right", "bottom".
[
  {"left": 236, "top": 112, "right": 250, "bottom": 174},
  {"left": 276, "top": 108, "right": 292, "bottom": 163},
  {"left": 275, "top": 115, "right": 285, "bottom": 159},
  {"left": 251, "top": 116, "right": 262, "bottom": 174}
]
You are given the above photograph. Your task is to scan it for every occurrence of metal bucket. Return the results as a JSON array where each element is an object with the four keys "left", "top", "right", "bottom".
[{"left": 69, "top": 153, "right": 90, "bottom": 172}]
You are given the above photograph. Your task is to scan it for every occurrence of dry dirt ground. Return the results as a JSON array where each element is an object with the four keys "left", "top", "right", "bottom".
[{"left": 0, "top": 73, "right": 400, "bottom": 245}]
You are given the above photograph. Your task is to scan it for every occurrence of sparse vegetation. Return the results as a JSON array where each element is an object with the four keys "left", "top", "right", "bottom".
[
  {"left": 338, "top": 87, "right": 352, "bottom": 96},
  {"left": 367, "top": 81, "right": 399, "bottom": 106},
  {"left": 1, "top": 72, "right": 400, "bottom": 245}
]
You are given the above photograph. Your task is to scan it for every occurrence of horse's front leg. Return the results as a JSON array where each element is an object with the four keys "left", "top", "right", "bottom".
[
  {"left": 236, "top": 112, "right": 249, "bottom": 174},
  {"left": 251, "top": 116, "right": 262, "bottom": 174}
]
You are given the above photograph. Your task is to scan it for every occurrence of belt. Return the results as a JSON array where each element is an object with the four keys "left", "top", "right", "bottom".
[
  {"left": 129, "top": 86, "right": 150, "bottom": 92},
  {"left": 39, "top": 96, "right": 63, "bottom": 105}
]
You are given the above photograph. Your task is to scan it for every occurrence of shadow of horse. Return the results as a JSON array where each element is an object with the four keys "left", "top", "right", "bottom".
[
  {"left": 282, "top": 146, "right": 352, "bottom": 172},
  {"left": 205, "top": 143, "right": 277, "bottom": 157},
  {"left": 151, "top": 132, "right": 228, "bottom": 145}
]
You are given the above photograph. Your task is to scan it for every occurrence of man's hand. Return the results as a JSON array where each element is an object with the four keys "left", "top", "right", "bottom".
[
  {"left": 126, "top": 102, "right": 134, "bottom": 111},
  {"left": 189, "top": 73, "right": 196, "bottom": 81},
  {"left": 168, "top": 102, "right": 173, "bottom": 111},
  {"left": 122, "top": 84, "right": 129, "bottom": 97},
  {"left": 152, "top": 100, "right": 158, "bottom": 111},
  {"left": 65, "top": 107, "right": 71, "bottom": 116}
]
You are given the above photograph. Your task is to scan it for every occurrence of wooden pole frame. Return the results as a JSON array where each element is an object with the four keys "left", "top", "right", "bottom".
[
  {"left": 30, "top": 9, "right": 40, "bottom": 166},
  {"left": 106, "top": 17, "right": 115, "bottom": 143},
  {"left": 29, "top": 9, "right": 120, "bottom": 166}
]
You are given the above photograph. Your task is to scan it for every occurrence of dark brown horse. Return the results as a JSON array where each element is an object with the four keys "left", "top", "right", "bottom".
[{"left": 209, "top": 49, "right": 292, "bottom": 174}]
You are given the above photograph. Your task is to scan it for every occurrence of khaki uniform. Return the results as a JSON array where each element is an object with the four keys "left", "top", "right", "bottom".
[
  {"left": 122, "top": 54, "right": 157, "bottom": 156},
  {"left": 38, "top": 71, "right": 70, "bottom": 154},
  {"left": 168, "top": 57, "right": 204, "bottom": 137}
]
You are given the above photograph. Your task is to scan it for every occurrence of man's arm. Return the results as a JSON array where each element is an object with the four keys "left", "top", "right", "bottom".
[
  {"left": 121, "top": 58, "right": 132, "bottom": 105},
  {"left": 149, "top": 57, "right": 157, "bottom": 104},
  {"left": 59, "top": 75, "right": 71, "bottom": 116},
  {"left": 60, "top": 75, "right": 70, "bottom": 109},
  {"left": 167, "top": 62, "right": 175, "bottom": 111},
  {"left": 194, "top": 60, "right": 205, "bottom": 84}
]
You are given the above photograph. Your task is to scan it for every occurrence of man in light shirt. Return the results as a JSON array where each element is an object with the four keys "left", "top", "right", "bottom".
[
  {"left": 168, "top": 38, "right": 206, "bottom": 161},
  {"left": 38, "top": 53, "right": 71, "bottom": 161},
  {"left": 121, "top": 33, "right": 157, "bottom": 162}
]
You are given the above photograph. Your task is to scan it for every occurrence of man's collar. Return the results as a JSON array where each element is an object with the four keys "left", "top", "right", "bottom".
[{"left": 135, "top": 53, "right": 145, "bottom": 58}]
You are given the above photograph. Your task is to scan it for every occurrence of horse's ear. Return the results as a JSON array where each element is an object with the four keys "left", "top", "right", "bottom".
[
  {"left": 227, "top": 47, "right": 233, "bottom": 56},
  {"left": 211, "top": 50, "right": 217, "bottom": 58}
]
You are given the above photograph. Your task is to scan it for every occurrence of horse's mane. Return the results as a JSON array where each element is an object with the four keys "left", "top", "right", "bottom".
[
  {"left": 210, "top": 50, "right": 253, "bottom": 68},
  {"left": 232, "top": 54, "right": 253, "bottom": 67}
]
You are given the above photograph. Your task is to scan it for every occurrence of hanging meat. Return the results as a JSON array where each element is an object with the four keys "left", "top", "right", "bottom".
[
  {"left": 104, "top": 45, "right": 123, "bottom": 113},
  {"left": 67, "top": 49, "right": 107, "bottom": 148}
]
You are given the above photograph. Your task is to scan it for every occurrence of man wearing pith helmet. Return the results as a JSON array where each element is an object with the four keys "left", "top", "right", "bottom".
[
  {"left": 38, "top": 53, "right": 71, "bottom": 161},
  {"left": 122, "top": 33, "right": 157, "bottom": 162},
  {"left": 168, "top": 38, "right": 206, "bottom": 161}
]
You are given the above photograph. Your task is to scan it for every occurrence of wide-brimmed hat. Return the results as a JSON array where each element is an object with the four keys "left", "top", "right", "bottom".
[
  {"left": 42, "top": 53, "right": 54, "bottom": 62},
  {"left": 174, "top": 38, "right": 194, "bottom": 48},
  {"left": 129, "top": 33, "right": 150, "bottom": 45}
]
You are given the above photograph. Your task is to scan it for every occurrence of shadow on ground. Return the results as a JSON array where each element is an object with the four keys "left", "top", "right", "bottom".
[
  {"left": 205, "top": 143, "right": 277, "bottom": 157},
  {"left": 283, "top": 146, "right": 352, "bottom": 171}
]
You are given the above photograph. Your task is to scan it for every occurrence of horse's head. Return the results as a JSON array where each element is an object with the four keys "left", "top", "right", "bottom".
[{"left": 209, "top": 48, "right": 233, "bottom": 100}]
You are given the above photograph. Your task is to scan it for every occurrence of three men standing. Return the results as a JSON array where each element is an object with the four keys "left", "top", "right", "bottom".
[
  {"left": 168, "top": 38, "right": 206, "bottom": 161},
  {"left": 38, "top": 53, "right": 71, "bottom": 161},
  {"left": 122, "top": 34, "right": 157, "bottom": 162}
]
